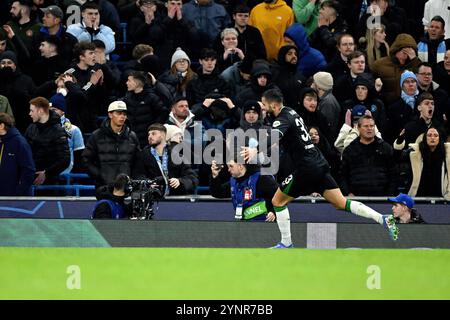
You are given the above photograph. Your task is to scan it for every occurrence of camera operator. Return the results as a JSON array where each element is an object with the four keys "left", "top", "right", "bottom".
[{"left": 91, "top": 173, "right": 132, "bottom": 219}]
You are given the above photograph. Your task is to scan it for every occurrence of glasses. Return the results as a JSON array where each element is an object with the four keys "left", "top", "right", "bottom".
[{"left": 418, "top": 72, "right": 432, "bottom": 77}]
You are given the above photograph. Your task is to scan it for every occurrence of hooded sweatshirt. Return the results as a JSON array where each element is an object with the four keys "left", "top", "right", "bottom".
[
  {"left": 249, "top": 0, "right": 295, "bottom": 61},
  {"left": 0, "top": 127, "right": 35, "bottom": 196},
  {"left": 284, "top": 23, "right": 326, "bottom": 78}
]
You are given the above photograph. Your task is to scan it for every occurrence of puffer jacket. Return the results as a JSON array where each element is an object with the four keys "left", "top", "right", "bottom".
[
  {"left": 82, "top": 119, "right": 140, "bottom": 186},
  {"left": 340, "top": 136, "right": 396, "bottom": 196}
]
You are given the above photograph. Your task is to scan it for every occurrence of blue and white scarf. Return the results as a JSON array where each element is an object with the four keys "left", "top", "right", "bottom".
[
  {"left": 401, "top": 90, "right": 418, "bottom": 110},
  {"left": 150, "top": 146, "right": 169, "bottom": 195},
  {"left": 418, "top": 40, "right": 446, "bottom": 63}
]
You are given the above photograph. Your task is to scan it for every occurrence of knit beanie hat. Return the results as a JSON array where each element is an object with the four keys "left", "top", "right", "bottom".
[
  {"left": 0, "top": 51, "right": 18, "bottom": 65},
  {"left": 164, "top": 124, "right": 183, "bottom": 142},
  {"left": 50, "top": 93, "right": 67, "bottom": 113},
  {"left": 313, "top": 71, "right": 333, "bottom": 91},
  {"left": 242, "top": 100, "right": 261, "bottom": 114},
  {"left": 171, "top": 47, "right": 190, "bottom": 68},
  {"left": 400, "top": 70, "right": 417, "bottom": 88}
]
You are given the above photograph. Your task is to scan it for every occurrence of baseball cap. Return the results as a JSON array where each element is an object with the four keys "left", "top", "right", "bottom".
[
  {"left": 388, "top": 193, "right": 414, "bottom": 209},
  {"left": 351, "top": 104, "right": 366, "bottom": 119},
  {"left": 108, "top": 101, "right": 127, "bottom": 112},
  {"left": 41, "top": 5, "right": 64, "bottom": 20}
]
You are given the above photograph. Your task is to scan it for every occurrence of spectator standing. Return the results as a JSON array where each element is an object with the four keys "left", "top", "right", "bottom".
[
  {"left": 216, "top": 28, "right": 245, "bottom": 72},
  {"left": 185, "top": 48, "right": 230, "bottom": 108},
  {"left": 235, "top": 62, "right": 278, "bottom": 109},
  {"left": 283, "top": 23, "right": 326, "bottom": 78},
  {"left": 415, "top": 62, "right": 449, "bottom": 126},
  {"left": 371, "top": 33, "right": 421, "bottom": 106},
  {"left": 82, "top": 100, "right": 140, "bottom": 187},
  {"left": 0, "top": 50, "right": 36, "bottom": 134},
  {"left": 340, "top": 115, "right": 396, "bottom": 196},
  {"left": 407, "top": 127, "right": 450, "bottom": 200},
  {"left": 309, "top": 125, "right": 341, "bottom": 181},
  {"left": 311, "top": 71, "right": 341, "bottom": 145},
  {"left": 49, "top": 93, "right": 85, "bottom": 174},
  {"left": 230, "top": 4, "right": 266, "bottom": 60},
  {"left": 292, "top": 0, "right": 321, "bottom": 36},
  {"left": 334, "top": 106, "right": 383, "bottom": 155},
  {"left": 158, "top": 47, "right": 198, "bottom": 98},
  {"left": 24, "top": 96, "right": 70, "bottom": 186},
  {"left": 122, "top": 71, "right": 167, "bottom": 147},
  {"left": 249, "top": 0, "right": 294, "bottom": 62},
  {"left": 359, "top": 24, "right": 390, "bottom": 70},
  {"left": 32, "top": 5, "right": 77, "bottom": 65},
  {"left": 333, "top": 50, "right": 367, "bottom": 106},
  {"left": 309, "top": 0, "right": 349, "bottom": 62},
  {"left": 433, "top": 49, "right": 450, "bottom": 96},
  {"left": 295, "top": 87, "right": 328, "bottom": 138},
  {"left": 7, "top": 0, "right": 42, "bottom": 54},
  {"left": 423, "top": 0, "right": 450, "bottom": 39},
  {"left": 386, "top": 71, "right": 420, "bottom": 144},
  {"left": 166, "top": 96, "right": 204, "bottom": 147},
  {"left": 417, "top": 15, "right": 450, "bottom": 67},
  {"left": 220, "top": 55, "right": 253, "bottom": 101},
  {"left": 341, "top": 73, "right": 387, "bottom": 135},
  {"left": 67, "top": 2, "right": 116, "bottom": 56},
  {"left": 0, "top": 95, "right": 14, "bottom": 120},
  {"left": 271, "top": 45, "right": 306, "bottom": 111},
  {"left": 0, "top": 112, "right": 35, "bottom": 196},
  {"left": 357, "top": 0, "right": 408, "bottom": 45},
  {"left": 322, "top": 34, "right": 355, "bottom": 81},
  {"left": 182, "top": 0, "right": 231, "bottom": 48},
  {"left": 157, "top": 0, "right": 201, "bottom": 68},
  {"left": 30, "top": 35, "right": 68, "bottom": 85},
  {"left": 393, "top": 92, "right": 446, "bottom": 151}
]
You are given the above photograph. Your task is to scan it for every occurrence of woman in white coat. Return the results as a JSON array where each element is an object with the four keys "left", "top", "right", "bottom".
[{"left": 408, "top": 127, "right": 450, "bottom": 200}]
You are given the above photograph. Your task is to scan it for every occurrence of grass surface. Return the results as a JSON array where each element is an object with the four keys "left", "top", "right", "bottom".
[{"left": 1, "top": 247, "right": 449, "bottom": 299}]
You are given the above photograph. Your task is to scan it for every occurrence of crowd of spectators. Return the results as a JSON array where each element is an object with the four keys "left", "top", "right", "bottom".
[{"left": 0, "top": 0, "right": 449, "bottom": 201}]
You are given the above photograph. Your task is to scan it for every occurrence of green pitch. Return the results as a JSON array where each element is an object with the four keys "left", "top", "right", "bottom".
[{"left": 1, "top": 247, "right": 449, "bottom": 300}]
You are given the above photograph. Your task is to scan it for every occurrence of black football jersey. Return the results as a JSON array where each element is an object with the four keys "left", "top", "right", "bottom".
[{"left": 272, "top": 106, "right": 328, "bottom": 169}]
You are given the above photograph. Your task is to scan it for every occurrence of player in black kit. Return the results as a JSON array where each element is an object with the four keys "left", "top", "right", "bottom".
[{"left": 243, "top": 89, "right": 399, "bottom": 248}]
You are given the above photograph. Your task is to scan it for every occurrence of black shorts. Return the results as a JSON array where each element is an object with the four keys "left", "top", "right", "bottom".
[{"left": 280, "top": 164, "right": 339, "bottom": 198}]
